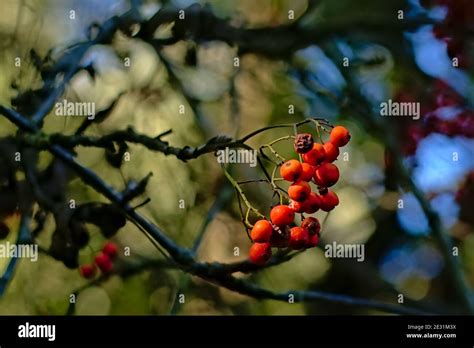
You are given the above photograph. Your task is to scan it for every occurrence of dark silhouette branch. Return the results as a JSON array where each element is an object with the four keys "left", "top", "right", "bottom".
[
  {"left": 0, "top": 105, "right": 431, "bottom": 315},
  {"left": 19, "top": 118, "right": 330, "bottom": 162},
  {"left": 329, "top": 62, "right": 474, "bottom": 314},
  {"left": 0, "top": 2, "right": 448, "bottom": 315},
  {"left": 31, "top": 15, "right": 128, "bottom": 125},
  {"left": 139, "top": 4, "right": 436, "bottom": 58}
]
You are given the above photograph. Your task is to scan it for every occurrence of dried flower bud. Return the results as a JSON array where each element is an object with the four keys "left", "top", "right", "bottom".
[{"left": 294, "top": 133, "right": 314, "bottom": 154}]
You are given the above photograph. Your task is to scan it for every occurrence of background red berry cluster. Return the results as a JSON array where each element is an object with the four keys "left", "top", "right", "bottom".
[{"left": 79, "top": 242, "right": 118, "bottom": 279}]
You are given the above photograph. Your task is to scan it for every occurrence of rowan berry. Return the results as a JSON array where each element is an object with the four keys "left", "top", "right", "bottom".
[
  {"left": 314, "top": 163, "right": 339, "bottom": 187},
  {"left": 289, "top": 200, "right": 305, "bottom": 213},
  {"left": 323, "top": 142, "right": 339, "bottom": 163},
  {"left": 307, "top": 233, "right": 319, "bottom": 248},
  {"left": 289, "top": 227, "right": 309, "bottom": 250},
  {"left": 329, "top": 126, "right": 351, "bottom": 147},
  {"left": 249, "top": 242, "right": 272, "bottom": 264},
  {"left": 304, "top": 192, "right": 321, "bottom": 214},
  {"left": 280, "top": 160, "right": 302, "bottom": 182},
  {"left": 302, "top": 143, "right": 326, "bottom": 166},
  {"left": 288, "top": 180, "right": 311, "bottom": 202},
  {"left": 300, "top": 163, "right": 315, "bottom": 181},
  {"left": 270, "top": 205, "right": 295, "bottom": 226},
  {"left": 250, "top": 220, "right": 273, "bottom": 243},
  {"left": 301, "top": 217, "right": 321, "bottom": 235},
  {"left": 102, "top": 241, "right": 118, "bottom": 259},
  {"left": 294, "top": 133, "right": 314, "bottom": 154},
  {"left": 95, "top": 252, "right": 113, "bottom": 274},
  {"left": 320, "top": 190, "right": 339, "bottom": 212},
  {"left": 79, "top": 264, "right": 97, "bottom": 279}
]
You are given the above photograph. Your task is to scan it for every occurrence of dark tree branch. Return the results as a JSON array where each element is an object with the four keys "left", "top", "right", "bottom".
[
  {"left": 19, "top": 118, "right": 330, "bottom": 162},
  {"left": 139, "top": 4, "right": 436, "bottom": 58},
  {"left": 327, "top": 59, "right": 474, "bottom": 314},
  {"left": 0, "top": 1, "right": 447, "bottom": 314},
  {"left": 30, "top": 5, "right": 141, "bottom": 126},
  {"left": 0, "top": 105, "right": 431, "bottom": 315}
]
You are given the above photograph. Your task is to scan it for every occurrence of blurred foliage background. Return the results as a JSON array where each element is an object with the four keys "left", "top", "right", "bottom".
[{"left": 0, "top": 0, "right": 473, "bottom": 315}]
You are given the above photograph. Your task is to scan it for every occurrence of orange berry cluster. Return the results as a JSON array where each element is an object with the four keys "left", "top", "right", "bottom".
[
  {"left": 79, "top": 242, "right": 118, "bottom": 278},
  {"left": 249, "top": 126, "right": 351, "bottom": 265}
]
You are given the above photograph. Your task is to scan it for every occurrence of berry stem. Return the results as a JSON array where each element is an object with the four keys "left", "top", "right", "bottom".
[
  {"left": 237, "top": 179, "right": 271, "bottom": 185},
  {"left": 260, "top": 144, "right": 286, "bottom": 163},
  {"left": 311, "top": 119, "right": 325, "bottom": 144},
  {"left": 293, "top": 124, "right": 303, "bottom": 162},
  {"left": 239, "top": 117, "right": 331, "bottom": 143},
  {"left": 234, "top": 188, "right": 253, "bottom": 230},
  {"left": 270, "top": 165, "right": 285, "bottom": 205},
  {"left": 265, "top": 135, "right": 293, "bottom": 147},
  {"left": 222, "top": 166, "right": 266, "bottom": 225}
]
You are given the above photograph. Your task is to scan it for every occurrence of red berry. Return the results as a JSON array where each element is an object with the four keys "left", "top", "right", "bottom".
[
  {"left": 458, "top": 112, "right": 474, "bottom": 137},
  {"left": 435, "top": 86, "right": 461, "bottom": 107},
  {"left": 288, "top": 180, "right": 311, "bottom": 202},
  {"left": 320, "top": 190, "right": 339, "bottom": 212},
  {"left": 270, "top": 205, "right": 295, "bottom": 226},
  {"left": 289, "top": 200, "right": 306, "bottom": 213},
  {"left": 301, "top": 217, "right": 321, "bottom": 235},
  {"left": 95, "top": 253, "right": 113, "bottom": 274},
  {"left": 330, "top": 126, "right": 351, "bottom": 147},
  {"left": 102, "top": 242, "right": 118, "bottom": 259},
  {"left": 289, "top": 227, "right": 309, "bottom": 250},
  {"left": 249, "top": 242, "right": 272, "bottom": 264},
  {"left": 302, "top": 143, "right": 326, "bottom": 166},
  {"left": 406, "top": 125, "right": 426, "bottom": 143},
  {"left": 432, "top": 24, "right": 446, "bottom": 38},
  {"left": 304, "top": 192, "right": 321, "bottom": 214},
  {"left": 280, "top": 160, "right": 302, "bottom": 182},
  {"left": 250, "top": 220, "right": 273, "bottom": 243},
  {"left": 300, "top": 163, "right": 315, "bottom": 181},
  {"left": 79, "top": 264, "right": 97, "bottom": 279},
  {"left": 307, "top": 233, "right": 319, "bottom": 248},
  {"left": 323, "top": 142, "right": 339, "bottom": 162},
  {"left": 455, "top": 187, "right": 466, "bottom": 203},
  {"left": 314, "top": 163, "right": 340, "bottom": 187}
]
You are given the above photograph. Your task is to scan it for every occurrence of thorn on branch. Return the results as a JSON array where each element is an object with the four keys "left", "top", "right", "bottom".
[
  {"left": 121, "top": 172, "right": 153, "bottom": 204},
  {"left": 155, "top": 128, "right": 173, "bottom": 141}
]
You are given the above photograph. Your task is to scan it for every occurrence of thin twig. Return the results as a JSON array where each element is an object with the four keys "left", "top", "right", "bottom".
[{"left": 0, "top": 105, "right": 431, "bottom": 315}]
